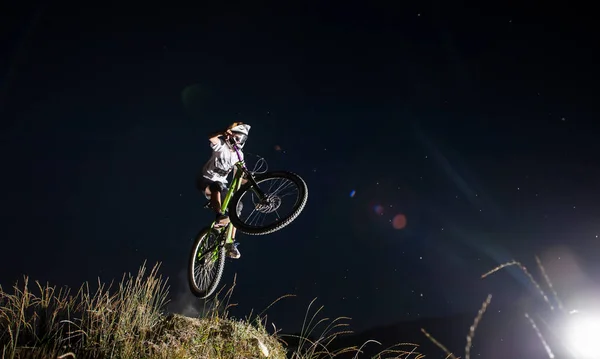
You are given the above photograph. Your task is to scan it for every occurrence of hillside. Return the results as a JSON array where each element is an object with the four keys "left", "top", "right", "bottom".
[
  {"left": 1, "top": 260, "right": 582, "bottom": 359},
  {"left": 0, "top": 263, "right": 289, "bottom": 359},
  {"left": 1, "top": 263, "right": 405, "bottom": 359}
]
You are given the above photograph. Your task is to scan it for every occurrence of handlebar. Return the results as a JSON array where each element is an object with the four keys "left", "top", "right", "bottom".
[
  {"left": 224, "top": 135, "right": 268, "bottom": 174},
  {"left": 226, "top": 135, "right": 244, "bottom": 162}
]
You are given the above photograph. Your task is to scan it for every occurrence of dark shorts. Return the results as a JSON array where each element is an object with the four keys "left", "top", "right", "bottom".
[
  {"left": 196, "top": 176, "right": 243, "bottom": 216},
  {"left": 195, "top": 177, "right": 227, "bottom": 199}
]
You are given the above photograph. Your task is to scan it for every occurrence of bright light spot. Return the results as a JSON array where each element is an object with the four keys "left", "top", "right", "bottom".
[
  {"left": 274, "top": 145, "right": 282, "bottom": 151},
  {"left": 349, "top": 190, "right": 356, "bottom": 198},
  {"left": 565, "top": 312, "right": 600, "bottom": 359},
  {"left": 392, "top": 214, "right": 407, "bottom": 229}
]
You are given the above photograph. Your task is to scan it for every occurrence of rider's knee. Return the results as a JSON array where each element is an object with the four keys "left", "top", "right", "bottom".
[{"left": 208, "top": 182, "right": 222, "bottom": 194}]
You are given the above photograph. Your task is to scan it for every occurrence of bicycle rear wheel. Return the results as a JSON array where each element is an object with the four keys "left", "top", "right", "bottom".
[
  {"left": 188, "top": 228, "right": 226, "bottom": 299},
  {"left": 228, "top": 171, "right": 308, "bottom": 235}
]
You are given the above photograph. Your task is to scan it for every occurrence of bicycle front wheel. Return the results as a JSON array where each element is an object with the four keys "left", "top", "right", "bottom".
[
  {"left": 188, "top": 228, "right": 226, "bottom": 299},
  {"left": 228, "top": 171, "right": 308, "bottom": 235}
]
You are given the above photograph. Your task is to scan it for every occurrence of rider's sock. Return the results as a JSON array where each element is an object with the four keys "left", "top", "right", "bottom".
[{"left": 215, "top": 212, "right": 229, "bottom": 221}]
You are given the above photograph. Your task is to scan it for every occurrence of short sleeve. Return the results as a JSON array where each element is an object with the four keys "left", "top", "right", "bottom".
[{"left": 210, "top": 138, "right": 226, "bottom": 152}]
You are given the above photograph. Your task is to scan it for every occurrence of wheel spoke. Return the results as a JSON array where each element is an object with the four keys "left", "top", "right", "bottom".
[
  {"left": 235, "top": 175, "right": 301, "bottom": 229},
  {"left": 189, "top": 230, "right": 224, "bottom": 297},
  {"left": 228, "top": 171, "right": 308, "bottom": 236}
]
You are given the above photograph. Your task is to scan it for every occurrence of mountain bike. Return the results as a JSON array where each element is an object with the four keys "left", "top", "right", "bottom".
[{"left": 188, "top": 139, "right": 308, "bottom": 299}]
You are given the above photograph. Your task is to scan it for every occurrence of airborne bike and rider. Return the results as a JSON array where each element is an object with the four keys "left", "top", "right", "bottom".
[
  {"left": 195, "top": 122, "right": 251, "bottom": 259},
  {"left": 188, "top": 122, "right": 308, "bottom": 299}
]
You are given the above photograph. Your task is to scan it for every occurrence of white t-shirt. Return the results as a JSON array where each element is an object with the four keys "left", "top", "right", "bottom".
[{"left": 201, "top": 139, "right": 244, "bottom": 184}]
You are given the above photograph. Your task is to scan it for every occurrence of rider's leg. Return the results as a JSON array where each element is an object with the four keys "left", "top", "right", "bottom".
[
  {"left": 197, "top": 177, "right": 215, "bottom": 204},
  {"left": 209, "top": 187, "right": 221, "bottom": 212},
  {"left": 199, "top": 178, "right": 229, "bottom": 227},
  {"left": 223, "top": 188, "right": 241, "bottom": 259},
  {"left": 209, "top": 182, "right": 229, "bottom": 227},
  {"left": 225, "top": 226, "right": 241, "bottom": 259},
  {"left": 230, "top": 200, "right": 244, "bottom": 240}
]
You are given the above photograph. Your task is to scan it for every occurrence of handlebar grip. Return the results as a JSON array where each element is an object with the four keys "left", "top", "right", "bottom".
[{"left": 227, "top": 137, "right": 237, "bottom": 146}]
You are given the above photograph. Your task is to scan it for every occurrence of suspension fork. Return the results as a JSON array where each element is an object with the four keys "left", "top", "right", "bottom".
[{"left": 237, "top": 163, "right": 267, "bottom": 200}]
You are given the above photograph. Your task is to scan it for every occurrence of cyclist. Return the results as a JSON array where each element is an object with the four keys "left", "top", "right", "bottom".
[{"left": 196, "top": 122, "right": 251, "bottom": 259}]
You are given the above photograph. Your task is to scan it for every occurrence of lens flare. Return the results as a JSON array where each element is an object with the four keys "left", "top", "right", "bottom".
[
  {"left": 374, "top": 205, "right": 384, "bottom": 215},
  {"left": 392, "top": 214, "right": 407, "bottom": 229},
  {"left": 565, "top": 312, "right": 600, "bottom": 359}
]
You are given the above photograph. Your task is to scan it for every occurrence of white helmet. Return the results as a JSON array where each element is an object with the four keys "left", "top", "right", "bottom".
[{"left": 228, "top": 123, "right": 251, "bottom": 149}]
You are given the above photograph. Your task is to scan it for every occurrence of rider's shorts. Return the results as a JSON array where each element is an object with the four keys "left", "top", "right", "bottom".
[
  {"left": 196, "top": 177, "right": 227, "bottom": 198},
  {"left": 196, "top": 176, "right": 243, "bottom": 216}
]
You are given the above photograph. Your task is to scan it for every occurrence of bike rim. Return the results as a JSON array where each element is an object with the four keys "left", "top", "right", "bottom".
[
  {"left": 236, "top": 176, "right": 302, "bottom": 229},
  {"left": 191, "top": 231, "right": 221, "bottom": 292}
]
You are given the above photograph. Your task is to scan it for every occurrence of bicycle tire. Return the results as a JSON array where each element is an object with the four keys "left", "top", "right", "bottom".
[
  {"left": 228, "top": 171, "right": 308, "bottom": 235},
  {"left": 188, "top": 228, "right": 226, "bottom": 299}
]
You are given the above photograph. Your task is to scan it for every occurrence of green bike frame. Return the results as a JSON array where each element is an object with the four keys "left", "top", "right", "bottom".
[
  {"left": 211, "top": 143, "right": 267, "bottom": 239},
  {"left": 215, "top": 162, "right": 246, "bottom": 245},
  {"left": 198, "top": 163, "right": 245, "bottom": 263},
  {"left": 200, "top": 141, "right": 267, "bottom": 263}
]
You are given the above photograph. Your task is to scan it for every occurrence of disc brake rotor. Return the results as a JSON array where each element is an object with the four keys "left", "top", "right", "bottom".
[{"left": 254, "top": 195, "right": 282, "bottom": 214}]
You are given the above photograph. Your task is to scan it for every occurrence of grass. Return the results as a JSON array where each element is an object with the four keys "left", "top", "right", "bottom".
[
  {"left": 0, "top": 262, "right": 170, "bottom": 359},
  {"left": 0, "top": 263, "right": 288, "bottom": 359},
  {"left": 0, "top": 263, "right": 425, "bottom": 359},
  {"left": 1, "top": 255, "right": 584, "bottom": 359}
]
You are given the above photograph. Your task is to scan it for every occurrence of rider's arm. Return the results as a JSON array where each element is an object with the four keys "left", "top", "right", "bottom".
[
  {"left": 208, "top": 130, "right": 225, "bottom": 146},
  {"left": 208, "top": 129, "right": 234, "bottom": 150}
]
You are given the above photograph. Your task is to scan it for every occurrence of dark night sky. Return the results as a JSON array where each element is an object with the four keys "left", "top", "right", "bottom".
[{"left": 1, "top": 0, "right": 599, "bottom": 334}]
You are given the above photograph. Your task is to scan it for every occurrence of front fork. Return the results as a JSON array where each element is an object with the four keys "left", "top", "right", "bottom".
[
  {"left": 216, "top": 164, "right": 265, "bottom": 246},
  {"left": 244, "top": 170, "right": 266, "bottom": 199}
]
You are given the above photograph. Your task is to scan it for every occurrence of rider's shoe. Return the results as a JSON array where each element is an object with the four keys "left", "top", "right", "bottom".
[
  {"left": 225, "top": 242, "right": 241, "bottom": 259},
  {"left": 214, "top": 213, "right": 230, "bottom": 228}
]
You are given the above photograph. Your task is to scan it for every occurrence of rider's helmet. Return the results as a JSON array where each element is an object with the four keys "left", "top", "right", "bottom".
[{"left": 228, "top": 122, "right": 251, "bottom": 149}]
